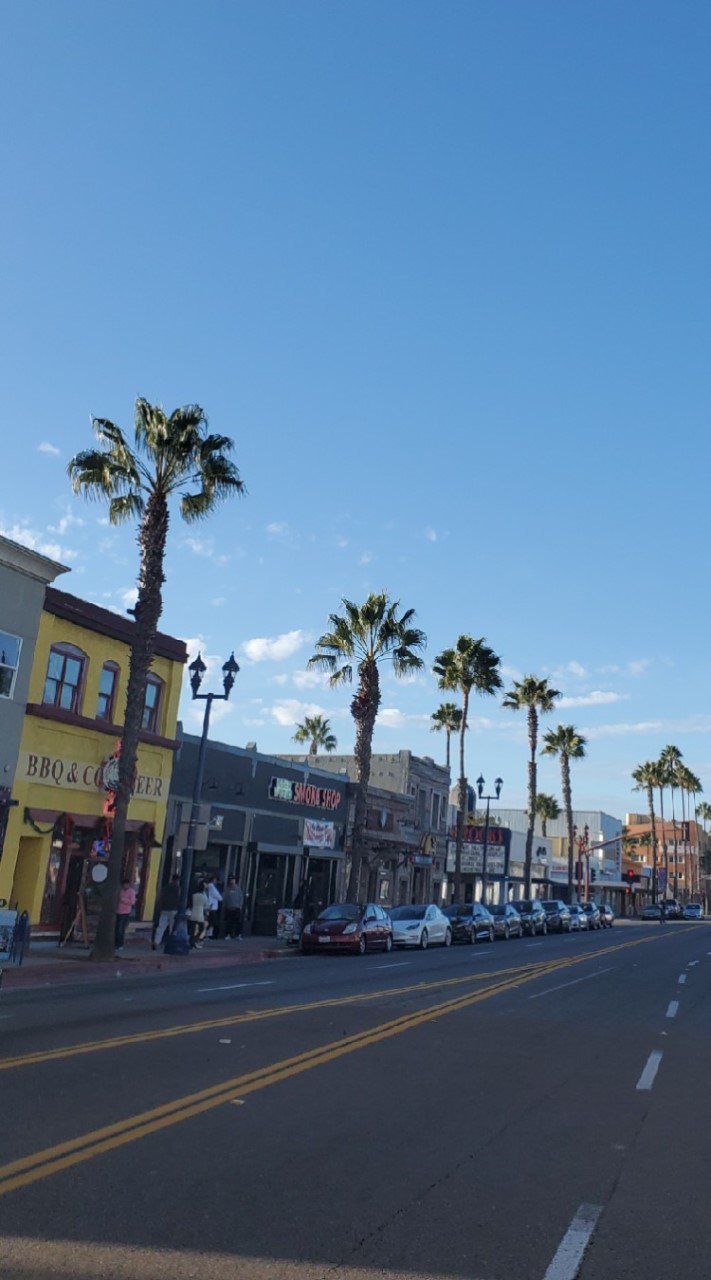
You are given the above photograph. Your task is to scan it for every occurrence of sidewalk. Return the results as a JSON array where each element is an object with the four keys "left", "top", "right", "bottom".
[{"left": 0, "top": 930, "right": 297, "bottom": 991}]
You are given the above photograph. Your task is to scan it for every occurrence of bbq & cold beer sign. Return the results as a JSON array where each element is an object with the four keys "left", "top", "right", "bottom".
[{"left": 18, "top": 752, "right": 164, "bottom": 797}]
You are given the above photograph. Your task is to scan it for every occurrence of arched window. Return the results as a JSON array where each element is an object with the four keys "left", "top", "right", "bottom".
[
  {"left": 96, "top": 661, "right": 120, "bottom": 721},
  {"left": 142, "top": 674, "right": 164, "bottom": 733},
  {"left": 42, "top": 644, "right": 87, "bottom": 713}
]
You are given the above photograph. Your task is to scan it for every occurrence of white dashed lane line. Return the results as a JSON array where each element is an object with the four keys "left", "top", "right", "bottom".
[
  {"left": 197, "top": 980, "right": 276, "bottom": 993},
  {"left": 688, "top": 960, "right": 699, "bottom": 967},
  {"left": 666, "top": 1001, "right": 679, "bottom": 1019},
  {"left": 636, "top": 1050, "right": 663, "bottom": 1091},
  {"left": 678, "top": 974, "right": 687, "bottom": 985},
  {"left": 543, "top": 1203, "right": 603, "bottom": 1280},
  {"left": 529, "top": 967, "right": 614, "bottom": 1000}
]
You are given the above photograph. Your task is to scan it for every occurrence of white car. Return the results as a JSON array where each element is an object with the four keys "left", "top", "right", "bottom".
[
  {"left": 568, "top": 905, "right": 588, "bottom": 931},
  {"left": 389, "top": 904, "right": 452, "bottom": 949}
]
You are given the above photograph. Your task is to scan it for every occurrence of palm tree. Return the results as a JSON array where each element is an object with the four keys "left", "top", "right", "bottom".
[
  {"left": 292, "top": 714, "right": 338, "bottom": 755},
  {"left": 632, "top": 761, "right": 662, "bottom": 903},
  {"left": 430, "top": 702, "right": 463, "bottom": 773},
  {"left": 432, "top": 636, "right": 502, "bottom": 900},
  {"left": 541, "top": 725, "right": 587, "bottom": 902},
  {"left": 502, "top": 676, "right": 560, "bottom": 895},
  {"left": 535, "top": 792, "right": 560, "bottom": 837},
  {"left": 678, "top": 765, "right": 702, "bottom": 900},
  {"left": 660, "top": 745, "right": 683, "bottom": 898},
  {"left": 307, "top": 594, "right": 425, "bottom": 901},
  {"left": 68, "top": 398, "right": 244, "bottom": 959}
]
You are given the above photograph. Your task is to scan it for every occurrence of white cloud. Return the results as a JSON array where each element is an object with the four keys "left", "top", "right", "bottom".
[
  {"left": 242, "top": 630, "right": 308, "bottom": 663},
  {"left": 553, "top": 660, "right": 587, "bottom": 680},
  {"left": 49, "top": 512, "right": 84, "bottom": 536},
  {"left": 118, "top": 586, "right": 139, "bottom": 610},
  {"left": 266, "top": 521, "right": 290, "bottom": 538},
  {"left": 184, "top": 537, "right": 214, "bottom": 557},
  {"left": 358, "top": 551, "right": 373, "bottom": 566},
  {"left": 335, "top": 536, "right": 349, "bottom": 549},
  {"left": 293, "top": 669, "right": 329, "bottom": 690},
  {"left": 269, "top": 673, "right": 289, "bottom": 686},
  {"left": 583, "top": 721, "right": 663, "bottom": 740},
  {"left": 270, "top": 699, "right": 325, "bottom": 727},
  {"left": 210, "top": 597, "right": 226, "bottom": 607},
  {"left": 186, "top": 699, "right": 234, "bottom": 730},
  {"left": 627, "top": 659, "right": 651, "bottom": 677},
  {"left": 424, "top": 527, "right": 438, "bottom": 543},
  {"left": 500, "top": 663, "right": 524, "bottom": 684},
  {"left": 0, "top": 520, "right": 76, "bottom": 563},
  {"left": 378, "top": 708, "right": 430, "bottom": 729},
  {"left": 37, "top": 441, "right": 61, "bottom": 456},
  {"left": 97, "top": 516, "right": 111, "bottom": 527},
  {"left": 558, "top": 690, "right": 628, "bottom": 709}
]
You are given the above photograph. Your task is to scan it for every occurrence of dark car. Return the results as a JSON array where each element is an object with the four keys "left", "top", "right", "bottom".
[
  {"left": 663, "top": 899, "right": 683, "bottom": 919},
  {"left": 514, "top": 899, "right": 548, "bottom": 936},
  {"left": 301, "top": 903, "right": 392, "bottom": 955},
  {"left": 488, "top": 903, "right": 524, "bottom": 940},
  {"left": 443, "top": 902, "right": 495, "bottom": 944},
  {"left": 580, "top": 902, "right": 601, "bottom": 930},
  {"left": 598, "top": 903, "right": 615, "bottom": 927},
  {"left": 541, "top": 900, "right": 571, "bottom": 933}
]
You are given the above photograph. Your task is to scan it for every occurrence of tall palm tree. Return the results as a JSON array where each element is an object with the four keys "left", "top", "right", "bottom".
[
  {"left": 660, "top": 745, "right": 683, "bottom": 898},
  {"left": 430, "top": 702, "right": 463, "bottom": 773},
  {"left": 292, "top": 714, "right": 338, "bottom": 755},
  {"left": 535, "top": 792, "right": 560, "bottom": 838},
  {"left": 541, "top": 725, "right": 587, "bottom": 902},
  {"left": 307, "top": 594, "right": 425, "bottom": 901},
  {"left": 502, "top": 676, "right": 560, "bottom": 895},
  {"left": 432, "top": 636, "right": 502, "bottom": 900},
  {"left": 68, "top": 398, "right": 244, "bottom": 959},
  {"left": 678, "top": 765, "right": 702, "bottom": 900},
  {"left": 632, "top": 761, "right": 662, "bottom": 903}
]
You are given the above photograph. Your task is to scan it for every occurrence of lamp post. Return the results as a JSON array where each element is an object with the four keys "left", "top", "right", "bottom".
[
  {"left": 165, "top": 651, "right": 240, "bottom": 955},
  {"left": 477, "top": 774, "right": 503, "bottom": 903}
]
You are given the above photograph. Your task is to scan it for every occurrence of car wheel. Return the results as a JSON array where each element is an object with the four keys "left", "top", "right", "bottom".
[
  {"left": 489, "top": 927, "right": 495, "bottom": 943},
  {"left": 385, "top": 933, "right": 393, "bottom": 953},
  {"left": 542, "top": 921, "right": 547, "bottom": 935},
  {"left": 358, "top": 935, "right": 367, "bottom": 956},
  {"left": 420, "top": 929, "right": 429, "bottom": 951},
  {"left": 504, "top": 924, "right": 510, "bottom": 940},
  {"left": 469, "top": 928, "right": 477, "bottom": 944},
  {"left": 444, "top": 928, "right": 452, "bottom": 948}
]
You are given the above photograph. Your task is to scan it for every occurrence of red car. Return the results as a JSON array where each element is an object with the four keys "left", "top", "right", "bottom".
[{"left": 301, "top": 903, "right": 393, "bottom": 955}]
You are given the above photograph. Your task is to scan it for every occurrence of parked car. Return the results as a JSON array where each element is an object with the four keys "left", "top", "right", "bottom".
[
  {"left": 390, "top": 904, "right": 452, "bottom": 950},
  {"left": 488, "top": 903, "right": 524, "bottom": 940},
  {"left": 541, "top": 900, "right": 571, "bottom": 933},
  {"left": 640, "top": 903, "right": 664, "bottom": 921},
  {"left": 683, "top": 902, "right": 704, "bottom": 920},
  {"left": 580, "top": 902, "right": 602, "bottom": 930},
  {"left": 301, "top": 903, "right": 393, "bottom": 955},
  {"left": 598, "top": 903, "right": 615, "bottom": 928},
  {"left": 568, "top": 905, "right": 588, "bottom": 931},
  {"left": 443, "top": 903, "right": 495, "bottom": 944},
  {"left": 513, "top": 899, "right": 548, "bottom": 936}
]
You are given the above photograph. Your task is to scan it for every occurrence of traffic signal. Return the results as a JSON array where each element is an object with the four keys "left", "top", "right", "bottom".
[
  {"left": 625, "top": 869, "right": 635, "bottom": 894},
  {"left": 591, "top": 866, "right": 597, "bottom": 883}
]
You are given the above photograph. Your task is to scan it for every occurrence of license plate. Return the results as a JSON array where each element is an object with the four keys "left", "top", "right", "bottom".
[{"left": 318, "top": 935, "right": 331, "bottom": 944}]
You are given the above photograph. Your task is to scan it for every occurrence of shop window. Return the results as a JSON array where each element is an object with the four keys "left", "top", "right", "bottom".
[
  {"left": 96, "top": 662, "right": 119, "bottom": 721},
  {"left": 42, "top": 644, "right": 86, "bottom": 713},
  {"left": 0, "top": 630, "right": 22, "bottom": 699},
  {"left": 142, "top": 675, "right": 164, "bottom": 732}
]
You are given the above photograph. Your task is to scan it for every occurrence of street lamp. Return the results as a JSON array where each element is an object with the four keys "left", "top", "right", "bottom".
[
  {"left": 477, "top": 774, "right": 503, "bottom": 903},
  {"left": 165, "top": 651, "right": 240, "bottom": 955}
]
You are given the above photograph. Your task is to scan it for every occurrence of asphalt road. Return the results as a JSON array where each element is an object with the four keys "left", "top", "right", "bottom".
[{"left": 0, "top": 920, "right": 708, "bottom": 1279}]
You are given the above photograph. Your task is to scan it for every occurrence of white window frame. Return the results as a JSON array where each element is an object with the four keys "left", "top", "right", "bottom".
[{"left": 0, "top": 630, "right": 22, "bottom": 700}]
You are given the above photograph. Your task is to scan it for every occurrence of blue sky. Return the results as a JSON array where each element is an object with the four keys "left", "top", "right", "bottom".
[{"left": 2, "top": 1, "right": 710, "bottom": 818}]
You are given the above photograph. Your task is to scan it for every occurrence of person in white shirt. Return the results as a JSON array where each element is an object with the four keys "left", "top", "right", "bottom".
[{"left": 205, "top": 875, "right": 223, "bottom": 939}]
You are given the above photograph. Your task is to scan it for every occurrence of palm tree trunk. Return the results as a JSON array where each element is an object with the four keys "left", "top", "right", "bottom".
[
  {"left": 647, "top": 784, "right": 658, "bottom": 903},
  {"left": 92, "top": 494, "right": 169, "bottom": 960},
  {"left": 524, "top": 705, "right": 537, "bottom": 897},
  {"left": 445, "top": 730, "right": 451, "bottom": 774},
  {"left": 542, "top": 817, "right": 547, "bottom": 838},
  {"left": 562, "top": 754, "right": 574, "bottom": 901},
  {"left": 454, "top": 690, "right": 469, "bottom": 901},
  {"left": 347, "top": 663, "right": 380, "bottom": 902},
  {"left": 671, "top": 784, "right": 678, "bottom": 899},
  {"left": 658, "top": 786, "right": 668, "bottom": 900}
]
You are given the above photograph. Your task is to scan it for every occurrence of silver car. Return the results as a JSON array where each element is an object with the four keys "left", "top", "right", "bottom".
[{"left": 568, "top": 905, "right": 588, "bottom": 931}]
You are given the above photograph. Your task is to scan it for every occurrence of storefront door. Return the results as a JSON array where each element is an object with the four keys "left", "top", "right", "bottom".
[{"left": 251, "top": 854, "right": 286, "bottom": 936}]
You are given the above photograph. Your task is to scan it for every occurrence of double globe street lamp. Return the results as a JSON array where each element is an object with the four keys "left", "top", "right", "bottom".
[
  {"left": 476, "top": 774, "right": 503, "bottom": 902},
  {"left": 165, "top": 651, "right": 240, "bottom": 956}
]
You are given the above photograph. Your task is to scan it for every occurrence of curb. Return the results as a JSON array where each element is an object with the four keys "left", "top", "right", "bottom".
[{"left": 1, "top": 945, "right": 298, "bottom": 991}]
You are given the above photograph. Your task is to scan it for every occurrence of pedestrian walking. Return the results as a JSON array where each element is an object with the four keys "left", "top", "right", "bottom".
[
  {"left": 153, "top": 874, "right": 181, "bottom": 949},
  {"left": 115, "top": 878, "right": 136, "bottom": 952},
  {"left": 188, "top": 881, "right": 209, "bottom": 949},
  {"left": 205, "top": 875, "right": 223, "bottom": 939},
  {"left": 223, "top": 876, "right": 244, "bottom": 939}
]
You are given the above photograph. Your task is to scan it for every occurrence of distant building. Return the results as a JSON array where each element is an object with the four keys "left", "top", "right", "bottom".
[{"left": 490, "top": 808, "right": 624, "bottom": 901}]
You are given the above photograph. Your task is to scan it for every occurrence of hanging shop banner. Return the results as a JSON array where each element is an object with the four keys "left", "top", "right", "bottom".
[
  {"left": 446, "top": 841, "right": 506, "bottom": 875},
  {"left": 303, "top": 819, "right": 336, "bottom": 849}
]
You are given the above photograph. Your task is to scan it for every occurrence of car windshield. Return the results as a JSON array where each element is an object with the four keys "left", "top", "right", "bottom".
[
  {"left": 542, "top": 902, "right": 559, "bottom": 912},
  {"left": 317, "top": 904, "right": 360, "bottom": 921},
  {"left": 488, "top": 905, "right": 504, "bottom": 916},
  {"left": 516, "top": 901, "right": 532, "bottom": 912},
  {"left": 569, "top": 906, "right": 581, "bottom": 914},
  {"left": 444, "top": 905, "right": 470, "bottom": 918},
  {"left": 390, "top": 906, "right": 427, "bottom": 921}
]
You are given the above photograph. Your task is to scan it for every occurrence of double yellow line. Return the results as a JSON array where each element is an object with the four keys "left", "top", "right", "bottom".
[{"left": 0, "top": 932, "right": 670, "bottom": 1198}]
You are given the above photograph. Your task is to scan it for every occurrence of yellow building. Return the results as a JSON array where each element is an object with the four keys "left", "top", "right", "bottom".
[{"left": 1, "top": 587, "right": 186, "bottom": 933}]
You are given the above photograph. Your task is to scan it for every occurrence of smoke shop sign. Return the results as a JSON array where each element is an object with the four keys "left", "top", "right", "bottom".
[
  {"left": 269, "top": 776, "right": 341, "bottom": 811},
  {"left": 18, "top": 752, "right": 163, "bottom": 797}
]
